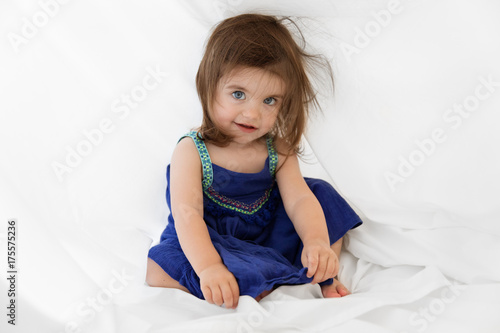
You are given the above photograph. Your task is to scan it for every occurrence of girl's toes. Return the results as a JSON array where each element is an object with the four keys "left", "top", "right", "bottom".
[
  {"left": 336, "top": 284, "right": 350, "bottom": 296},
  {"left": 321, "top": 284, "right": 341, "bottom": 298},
  {"left": 321, "top": 279, "right": 351, "bottom": 298}
]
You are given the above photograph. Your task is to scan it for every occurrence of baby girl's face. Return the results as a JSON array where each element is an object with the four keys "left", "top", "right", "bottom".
[{"left": 211, "top": 66, "right": 285, "bottom": 146}]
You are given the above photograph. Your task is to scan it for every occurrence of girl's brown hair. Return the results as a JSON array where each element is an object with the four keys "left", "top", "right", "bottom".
[{"left": 196, "top": 13, "right": 333, "bottom": 155}]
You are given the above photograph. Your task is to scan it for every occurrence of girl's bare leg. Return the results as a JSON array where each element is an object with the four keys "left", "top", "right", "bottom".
[
  {"left": 255, "top": 289, "right": 273, "bottom": 302},
  {"left": 146, "top": 258, "right": 190, "bottom": 293}
]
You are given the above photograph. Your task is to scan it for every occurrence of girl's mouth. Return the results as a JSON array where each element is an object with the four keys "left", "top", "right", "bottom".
[{"left": 235, "top": 123, "right": 257, "bottom": 133}]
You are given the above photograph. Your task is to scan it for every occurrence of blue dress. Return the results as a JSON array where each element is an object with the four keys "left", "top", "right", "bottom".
[{"left": 148, "top": 131, "right": 362, "bottom": 299}]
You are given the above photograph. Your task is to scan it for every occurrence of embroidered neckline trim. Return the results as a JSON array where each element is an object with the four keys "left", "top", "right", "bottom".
[
  {"left": 181, "top": 131, "right": 277, "bottom": 189},
  {"left": 179, "top": 131, "right": 278, "bottom": 216}
]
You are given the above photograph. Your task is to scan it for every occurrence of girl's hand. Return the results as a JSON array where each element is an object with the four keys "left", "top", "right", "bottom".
[
  {"left": 301, "top": 240, "right": 339, "bottom": 285},
  {"left": 199, "top": 263, "right": 239, "bottom": 309}
]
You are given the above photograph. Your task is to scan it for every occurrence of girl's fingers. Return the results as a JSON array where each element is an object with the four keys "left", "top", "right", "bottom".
[
  {"left": 211, "top": 286, "right": 224, "bottom": 306},
  {"left": 312, "top": 256, "right": 327, "bottom": 284},
  {"left": 315, "top": 258, "right": 330, "bottom": 284},
  {"left": 306, "top": 253, "right": 318, "bottom": 279},
  {"left": 230, "top": 279, "right": 240, "bottom": 308},
  {"left": 325, "top": 256, "right": 336, "bottom": 280},
  {"left": 220, "top": 283, "right": 233, "bottom": 309},
  {"left": 202, "top": 286, "right": 213, "bottom": 304},
  {"left": 200, "top": 268, "right": 240, "bottom": 308},
  {"left": 312, "top": 250, "right": 339, "bottom": 284},
  {"left": 221, "top": 283, "right": 235, "bottom": 309},
  {"left": 332, "top": 257, "right": 339, "bottom": 278},
  {"left": 324, "top": 253, "right": 338, "bottom": 281}
]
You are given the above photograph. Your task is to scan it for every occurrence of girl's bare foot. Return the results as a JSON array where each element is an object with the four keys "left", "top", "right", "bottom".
[{"left": 321, "top": 278, "right": 350, "bottom": 298}]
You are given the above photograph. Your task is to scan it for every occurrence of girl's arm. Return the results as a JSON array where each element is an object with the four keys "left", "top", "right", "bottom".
[
  {"left": 169, "top": 138, "right": 239, "bottom": 308},
  {"left": 275, "top": 145, "right": 338, "bottom": 284}
]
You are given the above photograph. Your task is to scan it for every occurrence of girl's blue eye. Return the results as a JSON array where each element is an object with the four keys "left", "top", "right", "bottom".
[
  {"left": 264, "top": 97, "right": 276, "bottom": 106},
  {"left": 232, "top": 91, "right": 245, "bottom": 100}
]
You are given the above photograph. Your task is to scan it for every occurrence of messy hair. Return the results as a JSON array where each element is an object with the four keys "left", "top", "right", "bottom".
[{"left": 196, "top": 13, "right": 333, "bottom": 155}]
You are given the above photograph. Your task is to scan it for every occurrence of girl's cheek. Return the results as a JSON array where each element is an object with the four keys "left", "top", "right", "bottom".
[{"left": 218, "top": 109, "right": 235, "bottom": 123}]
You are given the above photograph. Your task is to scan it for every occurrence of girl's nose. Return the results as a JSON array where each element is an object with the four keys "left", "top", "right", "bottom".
[{"left": 242, "top": 103, "right": 260, "bottom": 119}]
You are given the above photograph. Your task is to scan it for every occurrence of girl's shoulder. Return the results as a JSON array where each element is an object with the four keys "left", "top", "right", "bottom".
[
  {"left": 176, "top": 131, "right": 208, "bottom": 160},
  {"left": 172, "top": 135, "right": 203, "bottom": 168},
  {"left": 168, "top": 134, "right": 204, "bottom": 190}
]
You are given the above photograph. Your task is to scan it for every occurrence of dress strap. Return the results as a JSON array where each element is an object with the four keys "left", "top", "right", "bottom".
[
  {"left": 179, "top": 131, "right": 213, "bottom": 189},
  {"left": 180, "top": 131, "right": 277, "bottom": 185},
  {"left": 266, "top": 136, "right": 278, "bottom": 178}
]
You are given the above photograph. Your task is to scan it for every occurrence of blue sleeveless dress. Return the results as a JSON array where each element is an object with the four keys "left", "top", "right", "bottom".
[{"left": 148, "top": 131, "right": 362, "bottom": 299}]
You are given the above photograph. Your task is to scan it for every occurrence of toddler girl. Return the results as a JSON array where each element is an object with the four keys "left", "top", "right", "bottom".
[{"left": 146, "top": 13, "right": 362, "bottom": 309}]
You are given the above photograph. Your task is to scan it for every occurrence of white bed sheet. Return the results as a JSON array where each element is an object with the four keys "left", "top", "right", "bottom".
[{"left": 1, "top": 0, "right": 499, "bottom": 332}]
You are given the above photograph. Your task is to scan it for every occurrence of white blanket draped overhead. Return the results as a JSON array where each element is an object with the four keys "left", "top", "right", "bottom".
[{"left": 1, "top": 0, "right": 499, "bottom": 332}]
